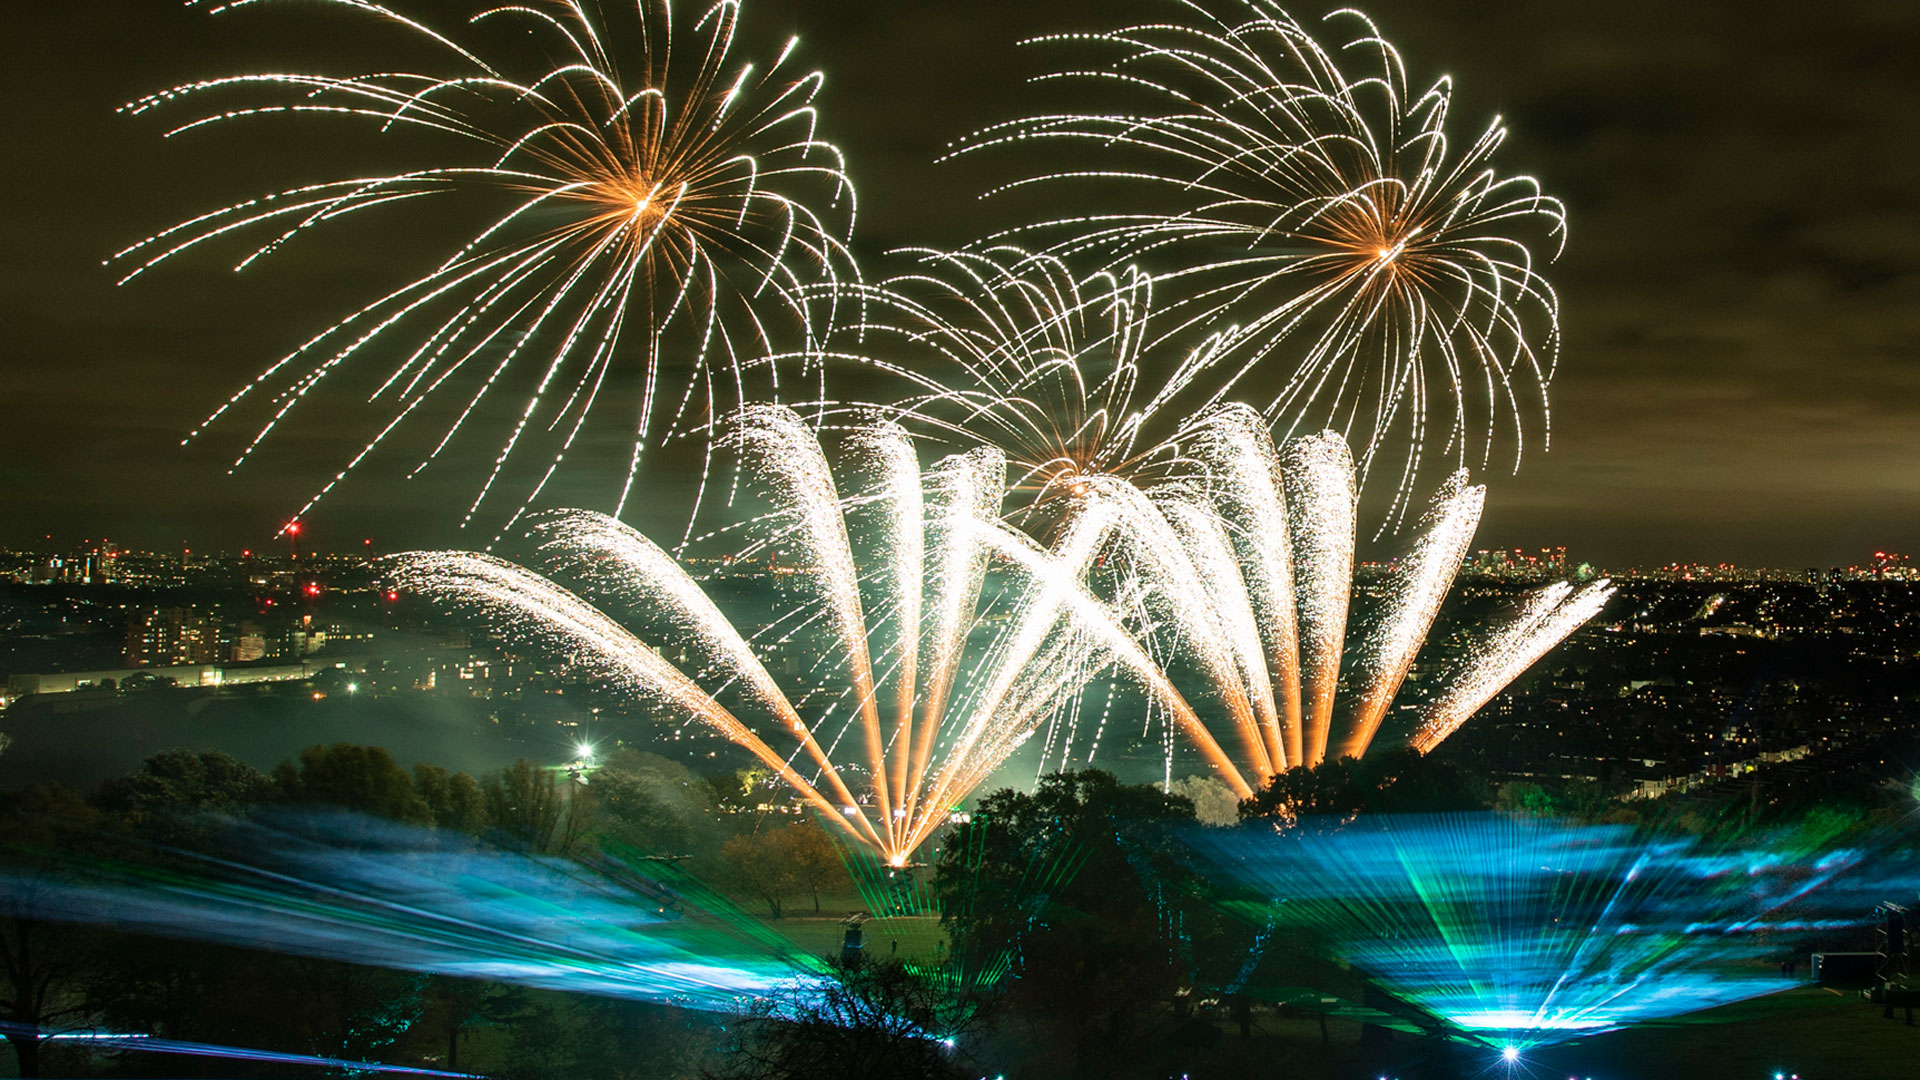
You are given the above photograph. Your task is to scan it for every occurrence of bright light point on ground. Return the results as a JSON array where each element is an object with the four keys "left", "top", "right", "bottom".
[
  {"left": 1502, "top": 1046, "right": 1521, "bottom": 1063},
  {"left": 939, "top": 1037, "right": 955, "bottom": 1048},
  {"left": 345, "top": 683, "right": 357, "bottom": 693},
  {"left": 888, "top": 854, "right": 906, "bottom": 868},
  {"left": 575, "top": 742, "right": 595, "bottom": 761}
]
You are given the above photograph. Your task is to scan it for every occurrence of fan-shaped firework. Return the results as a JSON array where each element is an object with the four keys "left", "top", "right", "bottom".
[
  {"left": 387, "top": 406, "right": 1220, "bottom": 864},
  {"left": 819, "top": 247, "right": 1232, "bottom": 526},
  {"left": 116, "top": 0, "right": 857, "bottom": 531},
  {"left": 951, "top": 0, "right": 1565, "bottom": 527},
  {"left": 1059, "top": 406, "right": 1611, "bottom": 794}
]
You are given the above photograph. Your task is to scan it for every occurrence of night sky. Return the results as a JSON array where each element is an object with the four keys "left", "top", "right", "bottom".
[{"left": 3, "top": 0, "right": 1917, "bottom": 568}]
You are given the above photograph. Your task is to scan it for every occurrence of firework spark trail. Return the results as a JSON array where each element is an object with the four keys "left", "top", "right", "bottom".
[
  {"left": 1083, "top": 476, "right": 1273, "bottom": 777},
  {"left": 1283, "top": 431, "right": 1356, "bottom": 766},
  {"left": 1153, "top": 491, "right": 1286, "bottom": 772},
  {"left": 1412, "top": 580, "right": 1616, "bottom": 753},
  {"left": 906, "top": 447, "right": 1006, "bottom": 823},
  {"left": 971, "top": 516, "right": 1253, "bottom": 798},
  {"left": 118, "top": 0, "right": 857, "bottom": 532},
  {"left": 527, "top": 509, "right": 879, "bottom": 846},
  {"left": 1189, "top": 405, "right": 1303, "bottom": 765},
  {"left": 1039, "top": 416, "right": 1603, "bottom": 784},
  {"left": 1337, "top": 470, "right": 1484, "bottom": 760},
  {"left": 391, "top": 406, "right": 1173, "bottom": 862},
  {"left": 727, "top": 405, "right": 895, "bottom": 847},
  {"left": 845, "top": 424, "right": 926, "bottom": 816},
  {"left": 947, "top": 0, "right": 1564, "bottom": 530},
  {"left": 804, "top": 247, "right": 1235, "bottom": 526},
  {"left": 383, "top": 549, "right": 880, "bottom": 848}
]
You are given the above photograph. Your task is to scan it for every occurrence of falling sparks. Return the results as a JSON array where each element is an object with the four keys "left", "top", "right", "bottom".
[
  {"left": 1411, "top": 579, "right": 1617, "bottom": 754},
  {"left": 389, "top": 406, "right": 1124, "bottom": 864},
  {"left": 949, "top": 0, "right": 1566, "bottom": 529},
  {"left": 116, "top": 0, "right": 857, "bottom": 531},
  {"left": 1057, "top": 406, "right": 1611, "bottom": 785},
  {"left": 388, "top": 404, "right": 1601, "bottom": 850}
]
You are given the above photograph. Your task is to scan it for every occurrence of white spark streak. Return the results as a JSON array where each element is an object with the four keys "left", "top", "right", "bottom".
[{"left": 390, "top": 406, "right": 1141, "bottom": 864}]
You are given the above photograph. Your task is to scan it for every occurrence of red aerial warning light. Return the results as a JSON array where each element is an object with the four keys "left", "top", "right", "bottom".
[
  {"left": 304, "top": 582, "right": 321, "bottom": 597},
  {"left": 286, "top": 522, "right": 301, "bottom": 536},
  {"left": 385, "top": 590, "right": 399, "bottom": 602}
]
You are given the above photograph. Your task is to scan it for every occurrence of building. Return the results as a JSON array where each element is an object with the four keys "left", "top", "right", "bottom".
[{"left": 124, "top": 606, "right": 220, "bottom": 667}]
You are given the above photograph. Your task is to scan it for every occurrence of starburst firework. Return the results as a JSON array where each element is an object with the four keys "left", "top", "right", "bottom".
[
  {"left": 116, "top": 0, "right": 857, "bottom": 531},
  {"left": 817, "top": 247, "right": 1232, "bottom": 526},
  {"left": 951, "top": 0, "right": 1566, "bottom": 527}
]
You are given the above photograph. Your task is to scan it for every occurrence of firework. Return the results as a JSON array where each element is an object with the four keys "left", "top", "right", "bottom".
[
  {"left": 1062, "top": 406, "right": 1609, "bottom": 784},
  {"left": 950, "top": 0, "right": 1565, "bottom": 527},
  {"left": 389, "top": 405, "right": 1147, "bottom": 864},
  {"left": 813, "top": 246, "right": 1236, "bottom": 528},
  {"left": 116, "top": 0, "right": 857, "bottom": 531}
]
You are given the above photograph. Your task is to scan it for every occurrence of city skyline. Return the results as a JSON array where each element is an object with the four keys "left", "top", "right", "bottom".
[{"left": 5, "top": 1, "right": 1917, "bottom": 567}]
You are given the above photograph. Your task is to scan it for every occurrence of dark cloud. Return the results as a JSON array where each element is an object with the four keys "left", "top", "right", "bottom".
[{"left": 2, "top": 0, "right": 1917, "bottom": 567}]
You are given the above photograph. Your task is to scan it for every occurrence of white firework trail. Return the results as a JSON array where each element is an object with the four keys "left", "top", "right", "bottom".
[
  {"left": 1052, "top": 405, "right": 1609, "bottom": 783},
  {"left": 1283, "top": 430, "right": 1357, "bottom": 766},
  {"left": 382, "top": 548, "right": 888, "bottom": 845},
  {"left": 116, "top": 0, "right": 857, "bottom": 533},
  {"left": 948, "top": 0, "right": 1565, "bottom": 530},
  {"left": 1187, "top": 406, "right": 1303, "bottom": 765},
  {"left": 1338, "top": 470, "right": 1483, "bottom": 761},
  {"left": 1410, "top": 580, "right": 1616, "bottom": 755},
  {"left": 389, "top": 406, "right": 1183, "bottom": 863}
]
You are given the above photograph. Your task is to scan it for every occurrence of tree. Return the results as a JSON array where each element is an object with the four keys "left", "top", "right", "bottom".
[
  {"left": 94, "top": 749, "right": 272, "bottom": 847},
  {"left": 0, "top": 785, "right": 104, "bottom": 1077},
  {"left": 412, "top": 764, "right": 486, "bottom": 833},
  {"left": 275, "top": 744, "right": 431, "bottom": 825},
  {"left": 721, "top": 832, "right": 799, "bottom": 918},
  {"left": 482, "top": 759, "right": 568, "bottom": 852},
  {"left": 783, "top": 822, "right": 846, "bottom": 914},
  {"left": 583, "top": 751, "right": 707, "bottom": 855},
  {"left": 422, "top": 975, "right": 500, "bottom": 1071},
  {"left": 1237, "top": 748, "right": 1486, "bottom": 827},
  {"left": 708, "top": 958, "right": 984, "bottom": 1080},
  {"left": 932, "top": 770, "right": 1205, "bottom": 1076}
]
